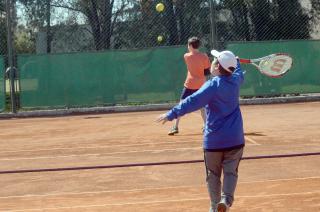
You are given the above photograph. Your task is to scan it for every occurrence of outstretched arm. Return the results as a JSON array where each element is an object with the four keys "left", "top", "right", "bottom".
[{"left": 156, "top": 81, "right": 215, "bottom": 123}]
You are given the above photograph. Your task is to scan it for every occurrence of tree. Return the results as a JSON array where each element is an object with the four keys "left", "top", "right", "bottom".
[
  {"left": 51, "top": 0, "right": 131, "bottom": 50},
  {"left": 162, "top": 0, "right": 178, "bottom": 45},
  {"left": 0, "top": 0, "right": 7, "bottom": 55},
  {"left": 249, "top": 0, "right": 275, "bottom": 40},
  {"left": 219, "top": 0, "right": 251, "bottom": 41},
  {"left": 138, "top": 0, "right": 210, "bottom": 47},
  {"left": 275, "top": 0, "right": 310, "bottom": 39},
  {"left": 310, "top": 0, "right": 320, "bottom": 36},
  {"left": 14, "top": 24, "right": 35, "bottom": 53},
  {"left": 17, "top": 0, "right": 52, "bottom": 53},
  {"left": 215, "top": 0, "right": 311, "bottom": 42}
]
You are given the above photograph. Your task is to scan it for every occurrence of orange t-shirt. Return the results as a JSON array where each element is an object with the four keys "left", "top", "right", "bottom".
[{"left": 183, "top": 52, "right": 211, "bottom": 89}]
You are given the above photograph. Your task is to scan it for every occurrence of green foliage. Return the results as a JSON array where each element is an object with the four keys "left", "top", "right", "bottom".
[
  {"left": 14, "top": 25, "right": 35, "bottom": 53},
  {"left": 215, "top": 0, "right": 311, "bottom": 44},
  {"left": 311, "top": 0, "right": 320, "bottom": 35},
  {"left": 0, "top": 18, "right": 6, "bottom": 55},
  {"left": 275, "top": 0, "right": 310, "bottom": 39},
  {"left": 2, "top": 0, "right": 320, "bottom": 54},
  {"left": 18, "top": 0, "right": 48, "bottom": 28},
  {"left": 0, "top": 0, "right": 7, "bottom": 55},
  {"left": 0, "top": 0, "right": 4, "bottom": 12}
]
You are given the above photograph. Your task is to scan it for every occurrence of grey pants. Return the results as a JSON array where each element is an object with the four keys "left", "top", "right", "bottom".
[{"left": 204, "top": 147, "right": 244, "bottom": 211}]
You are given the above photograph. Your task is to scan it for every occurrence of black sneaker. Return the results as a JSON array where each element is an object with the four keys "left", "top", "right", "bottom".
[{"left": 168, "top": 127, "right": 179, "bottom": 135}]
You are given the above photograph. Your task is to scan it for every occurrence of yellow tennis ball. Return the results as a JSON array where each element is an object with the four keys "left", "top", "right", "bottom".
[
  {"left": 157, "top": 35, "right": 164, "bottom": 42},
  {"left": 156, "top": 3, "right": 165, "bottom": 12}
]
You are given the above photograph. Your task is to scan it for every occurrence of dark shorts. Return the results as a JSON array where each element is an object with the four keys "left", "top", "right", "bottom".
[{"left": 180, "top": 87, "right": 198, "bottom": 100}]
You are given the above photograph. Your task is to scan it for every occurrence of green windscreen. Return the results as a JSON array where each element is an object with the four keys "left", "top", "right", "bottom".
[
  {"left": 227, "top": 40, "right": 320, "bottom": 96},
  {"left": 18, "top": 46, "right": 187, "bottom": 109},
  {"left": 0, "top": 56, "right": 4, "bottom": 111},
  {"left": 18, "top": 40, "right": 320, "bottom": 110}
]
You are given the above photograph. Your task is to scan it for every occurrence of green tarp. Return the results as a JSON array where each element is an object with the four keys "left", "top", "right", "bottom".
[
  {"left": 18, "top": 40, "right": 320, "bottom": 109},
  {"left": 0, "top": 57, "right": 4, "bottom": 111},
  {"left": 18, "top": 46, "right": 187, "bottom": 108}
]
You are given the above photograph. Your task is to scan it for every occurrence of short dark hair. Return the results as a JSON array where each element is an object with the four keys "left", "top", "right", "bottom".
[{"left": 188, "top": 37, "right": 201, "bottom": 49}]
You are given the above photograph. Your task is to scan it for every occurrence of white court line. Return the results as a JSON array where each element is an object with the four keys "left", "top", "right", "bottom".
[
  {"left": 0, "top": 140, "right": 197, "bottom": 154},
  {"left": 239, "top": 190, "right": 320, "bottom": 198},
  {"left": 4, "top": 190, "right": 320, "bottom": 212},
  {"left": 245, "top": 136, "right": 261, "bottom": 145},
  {"left": 0, "top": 176, "right": 319, "bottom": 199},
  {"left": 0, "top": 143, "right": 258, "bottom": 161},
  {"left": 0, "top": 147, "right": 203, "bottom": 161},
  {"left": 2, "top": 136, "right": 259, "bottom": 155}
]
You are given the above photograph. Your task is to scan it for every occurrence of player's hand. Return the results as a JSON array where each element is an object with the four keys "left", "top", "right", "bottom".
[{"left": 156, "top": 113, "right": 169, "bottom": 124}]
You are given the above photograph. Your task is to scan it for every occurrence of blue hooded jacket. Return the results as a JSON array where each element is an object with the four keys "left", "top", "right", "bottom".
[{"left": 166, "top": 63, "right": 245, "bottom": 150}]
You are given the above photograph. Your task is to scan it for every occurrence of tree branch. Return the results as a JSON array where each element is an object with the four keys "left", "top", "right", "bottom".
[
  {"left": 111, "top": 1, "right": 129, "bottom": 33},
  {"left": 50, "top": 3, "right": 84, "bottom": 14}
]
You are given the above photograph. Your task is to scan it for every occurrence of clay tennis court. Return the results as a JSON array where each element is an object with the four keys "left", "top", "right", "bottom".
[{"left": 0, "top": 102, "right": 319, "bottom": 211}]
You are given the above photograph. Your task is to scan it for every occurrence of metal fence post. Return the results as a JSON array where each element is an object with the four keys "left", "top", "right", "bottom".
[
  {"left": 209, "top": 0, "right": 217, "bottom": 50},
  {"left": 5, "top": 0, "right": 16, "bottom": 113}
]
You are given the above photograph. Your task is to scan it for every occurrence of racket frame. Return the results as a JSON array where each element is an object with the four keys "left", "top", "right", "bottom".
[{"left": 239, "top": 53, "right": 292, "bottom": 78}]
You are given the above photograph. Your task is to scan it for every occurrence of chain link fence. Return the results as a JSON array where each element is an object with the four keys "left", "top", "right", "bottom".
[
  {"left": 1, "top": 0, "right": 319, "bottom": 55},
  {"left": 1, "top": 0, "right": 320, "bottom": 111}
]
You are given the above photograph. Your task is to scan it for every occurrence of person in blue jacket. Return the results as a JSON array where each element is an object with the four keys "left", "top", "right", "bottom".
[{"left": 156, "top": 49, "right": 245, "bottom": 212}]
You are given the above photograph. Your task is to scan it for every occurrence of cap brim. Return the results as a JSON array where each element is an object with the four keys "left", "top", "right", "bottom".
[{"left": 210, "top": 50, "right": 220, "bottom": 57}]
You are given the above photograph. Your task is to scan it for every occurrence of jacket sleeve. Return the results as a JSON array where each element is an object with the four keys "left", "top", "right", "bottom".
[
  {"left": 232, "top": 61, "right": 244, "bottom": 85},
  {"left": 166, "top": 81, "right": 215, "bottom": 121}
]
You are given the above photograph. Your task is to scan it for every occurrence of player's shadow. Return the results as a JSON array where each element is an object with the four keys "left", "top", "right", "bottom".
[
  {"left": 173, "top": 132, "right": 266, "bottom": 137},
  {"left": 244, "top": 132, "right": 265, "bottom": 136},
  {"left": 174, "top": 132, "right": 266, "bottom": 137},
  {"left": 83, "top": 116, "right": 102, "bottom": 119},
  {"left": 176, "top": 133, "right": 203, "bottom": 137}
]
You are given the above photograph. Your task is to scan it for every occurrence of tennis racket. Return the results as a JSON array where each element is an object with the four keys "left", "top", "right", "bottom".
[{"left": 239, "top": 53, "right": 293, "bottom": 78}]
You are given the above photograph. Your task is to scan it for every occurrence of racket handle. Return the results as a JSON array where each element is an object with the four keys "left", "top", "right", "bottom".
[{"left": 239, "top": 58, "right": 251, "bottom": 64}]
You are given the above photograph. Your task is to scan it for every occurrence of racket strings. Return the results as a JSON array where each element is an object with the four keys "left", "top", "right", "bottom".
[{"left": 259, "top": 55, "right": 292, "bottom": 77}]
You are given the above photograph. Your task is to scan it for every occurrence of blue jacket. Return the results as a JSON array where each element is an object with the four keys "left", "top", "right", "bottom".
[{"left": 166, "top": 63, "right": 245, "bottom": 150}]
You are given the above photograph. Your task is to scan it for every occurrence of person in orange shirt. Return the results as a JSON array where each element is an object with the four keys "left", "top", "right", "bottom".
[{"left": 168, "top": 37, "right": 211, "bottom": 135}]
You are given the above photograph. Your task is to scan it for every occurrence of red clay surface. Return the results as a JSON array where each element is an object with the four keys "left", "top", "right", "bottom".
[{"left": 0, "top": 102, "right": 319, "bottom": 211}]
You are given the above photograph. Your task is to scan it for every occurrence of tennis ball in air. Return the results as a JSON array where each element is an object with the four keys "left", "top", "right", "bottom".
[
  {"left": 157, "top": 35, "right": 164, "bottom": 43},
  {"left": 156, "top": 3, "right": 165, "bottom": 12}
]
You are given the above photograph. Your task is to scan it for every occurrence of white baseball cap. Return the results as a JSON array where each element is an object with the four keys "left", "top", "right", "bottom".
[{"left": 211, "top": 50, "right": 237, "bottom": 73}]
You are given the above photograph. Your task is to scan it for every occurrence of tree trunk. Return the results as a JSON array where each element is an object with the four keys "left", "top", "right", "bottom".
[
  {"left": 164, "top": 0, "right": 179, "bottom": 45},
  {"left": 86, "top": 0, "right": 102, "bottom": 50},
  {"left": 100, "top": 0, "right": 113, "bottom": 49},
  {"left": 176, "top": 0, "right": 187, "bottom": 44},
  {"left": 46, "top": 0, "right": 51, "bottom": 53}
]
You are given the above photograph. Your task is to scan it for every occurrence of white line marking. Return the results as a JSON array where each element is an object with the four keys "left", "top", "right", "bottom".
[
  {"left": 0, "top": 147, "right": 203, "bottom": 161},
  {"left": 4, "top": 190, "right": 320, "bottom": 212},
  {"left": 0, "top": 143, "right": 258, "bottom": 161},
  {"left": 245, "top": 136, "right": 260, "bottom": 145},
  {"left": 239, "top": 190, "right": 320, "bottom": 198},
  {"left": 0, "top": 176, "right": 319, "bottom": 199},
  {"left": 0, "top": 141, "right": 197, "bottom": 154},
  {"left": 239, "top": 176, "right": 320, "bottom": 184},
  {"left": 0, "top": 134, "right": 258, "bottom": 157},
  {"left": 0, "top": 198, "right": 209, "bottom": 211}
]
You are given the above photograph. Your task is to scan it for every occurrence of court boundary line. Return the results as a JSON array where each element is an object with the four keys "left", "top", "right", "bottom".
[
  {"left": 0, "top": 152, "right": 319, "bottom": 175},
  {"left": 0, "top": 144, "right": 259, "bottom": 161},
  {"left": 1, "top": 139, "right": 261, "bottom": 154},
  {"left": 5, "top": 190, "right": 320, "bottom": 212},
  {"left": 0, "top": 140, "right": 200, "bottom": 154},
  {"left": 0, "top": 176, "right": 319, "bottom": 200},
  {"left": 245, "top": 136, "right": 260, "bottom": 145},
  {"left": 0, "top": 147, "right": 203, "bottom": 161}
]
